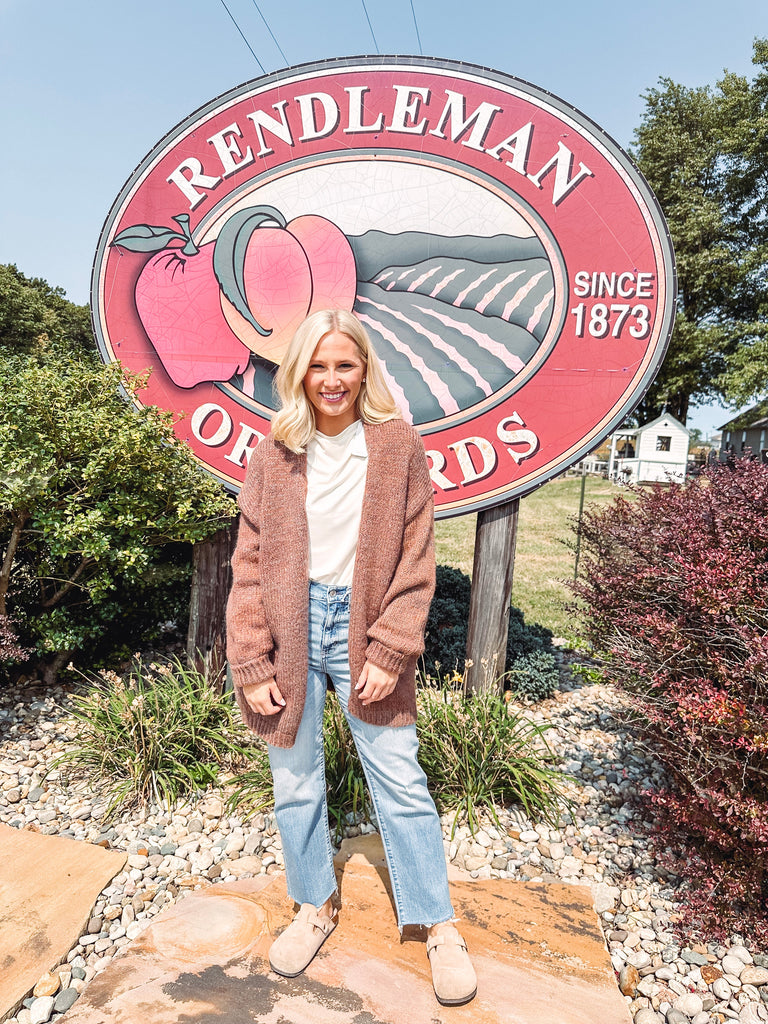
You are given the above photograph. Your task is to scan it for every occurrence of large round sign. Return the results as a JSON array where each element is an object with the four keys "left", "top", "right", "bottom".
[{"left": 92, "top": 56, "right": 675, "bottom": 518}]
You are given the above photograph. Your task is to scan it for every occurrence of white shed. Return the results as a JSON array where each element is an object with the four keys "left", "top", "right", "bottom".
[{"left": 608, "top": 413, "right": 690, "bottom": 485}]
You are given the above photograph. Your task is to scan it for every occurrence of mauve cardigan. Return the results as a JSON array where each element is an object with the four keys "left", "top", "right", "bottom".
[{"left": 226, "top": 418, "right": 436, "bottom": 749}]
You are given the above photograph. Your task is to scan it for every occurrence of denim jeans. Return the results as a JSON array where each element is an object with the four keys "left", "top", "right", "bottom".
[{"left": 267, "top": 581, "right": 454, "bottom": 928}]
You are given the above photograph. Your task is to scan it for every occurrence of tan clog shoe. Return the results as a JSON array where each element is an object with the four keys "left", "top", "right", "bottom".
[
  {"left": 269, "top": 903, "right": 338, "bottom": 978},
  {"left": 427, "top": 925, "right": 478, "bottom": 1006}
]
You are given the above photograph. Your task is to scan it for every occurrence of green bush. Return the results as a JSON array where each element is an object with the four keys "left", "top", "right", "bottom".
[
  {"left": 422, "top": 565, "right": 472, "bottom": 679},
  {"left": 54, "top": 657, "right": 252, "bottom": 813},
  {"left": 0, "top": 354, "right": 234, "bottom": 682},
  {"left": 506, "top": 605, "right": 554, "bottom": 663},
  {"left": 506, "top": 649, "right": 560, "bottom": 703},
  {"left": 422, "top": 565, "right": 556, "bottom": 697},
  {"left": 0, "top": 263, "right": 95, "bottom": 360}
]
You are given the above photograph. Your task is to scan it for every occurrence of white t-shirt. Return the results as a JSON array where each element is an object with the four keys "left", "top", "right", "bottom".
[{"left": 306, "top": 420, "right": 368, "bottom": 586}]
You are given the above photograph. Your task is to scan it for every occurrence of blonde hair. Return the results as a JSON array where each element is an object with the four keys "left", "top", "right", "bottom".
[{"left": 270, "top": 309, "right": 401, "bottom": 452}]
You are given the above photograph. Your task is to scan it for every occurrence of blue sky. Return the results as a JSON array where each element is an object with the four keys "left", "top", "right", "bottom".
[{"left": 0, "top": 0, "right": 764, "bottom": 433}]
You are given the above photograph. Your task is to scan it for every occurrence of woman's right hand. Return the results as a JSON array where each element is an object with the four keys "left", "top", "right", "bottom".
[{"left": 241, "top": 678, "right": 286, "bottom": 715}]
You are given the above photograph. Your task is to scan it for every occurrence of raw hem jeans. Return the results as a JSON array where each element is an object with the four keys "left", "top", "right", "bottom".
[{"left": 267, "top": 581, "right": 454, "bottom": 929}]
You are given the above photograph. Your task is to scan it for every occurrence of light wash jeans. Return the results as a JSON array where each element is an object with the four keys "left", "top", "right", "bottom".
[{"left": 267, "top": 581, "right": 454, "bottom": 928}]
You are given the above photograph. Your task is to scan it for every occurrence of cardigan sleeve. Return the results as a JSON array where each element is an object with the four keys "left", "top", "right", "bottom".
[
  {"left": 365, "top": 439, "right": 436, "bottom": 674},
  {"left": 226, "top": 448, "right": 276, "bottom": 689}
]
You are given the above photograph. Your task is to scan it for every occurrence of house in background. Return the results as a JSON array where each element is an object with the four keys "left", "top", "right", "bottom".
[
  {"left": 719, "top": 400, "right": 768, "bottom": 464},
  {"left": 608, "top": 412, "right": 690, "bottom": 484}
]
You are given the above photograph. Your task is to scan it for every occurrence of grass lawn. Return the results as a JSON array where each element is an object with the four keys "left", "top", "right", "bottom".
[{"left": 434, "top": 473, "right": 620, "bottom": 640}]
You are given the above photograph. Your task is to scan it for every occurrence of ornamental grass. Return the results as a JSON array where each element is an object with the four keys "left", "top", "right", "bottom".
[
  {"left": 54, "top": 656, "right": 253, "bottom": 815},
  {"left": 230, "top": 686, "right": 567, "bottom": 839}
]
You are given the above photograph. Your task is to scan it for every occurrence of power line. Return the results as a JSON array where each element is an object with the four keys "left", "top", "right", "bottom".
[
  {"left": 250, "top": 0, "right": 289, "bottom": 66},
  {"left": 360, "top": 0, "right": 380, "bottom": 54},
  {"left": 218, "top": 0, "right": 266, "bottom": 74},
  {"left": 409, "top": 0, "right": 423, "bottom": 55}
]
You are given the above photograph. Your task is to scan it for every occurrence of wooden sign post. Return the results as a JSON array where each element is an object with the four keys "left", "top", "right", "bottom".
[
  {"left": 464, "top": 498, "right": 520, "bottom": 695},
  {"left": 187, "top": 520, "right": 237, "bottom": 689}
]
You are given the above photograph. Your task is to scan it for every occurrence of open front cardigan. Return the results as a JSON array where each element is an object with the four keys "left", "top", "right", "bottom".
[{"left": 225, "top": 418, "right": 436, "bottom": 749}]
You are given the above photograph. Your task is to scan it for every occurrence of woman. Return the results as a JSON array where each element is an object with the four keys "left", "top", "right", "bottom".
[{"left": 226, "top": 309, "right": 476, "bottom": 1006}]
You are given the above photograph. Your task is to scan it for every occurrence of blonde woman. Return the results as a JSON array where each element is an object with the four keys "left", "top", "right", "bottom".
[{"left": 226, "top": 309, "right": 476, "bottom": 1006}]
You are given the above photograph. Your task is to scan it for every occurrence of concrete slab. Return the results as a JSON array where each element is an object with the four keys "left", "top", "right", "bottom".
[
  {"left": 62, "top": 834, "right": 629, "bottom": 1023},
  {"left": 0, "top": 823, "right": 126, "bottom": 1020}
]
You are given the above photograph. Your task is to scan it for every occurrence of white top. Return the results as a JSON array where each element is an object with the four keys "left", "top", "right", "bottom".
[{"left": 306, "top": 420, "right": 368, "bottom": 586}]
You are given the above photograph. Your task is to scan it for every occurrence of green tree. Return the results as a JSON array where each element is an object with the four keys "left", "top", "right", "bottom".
[
  {"left": 717, "top": 40, "right": 768, "bottom": 404},
  {"left": 0, "top": 264, "right": 95, "bottom": 360},
  {"left": 0, "top": 354, "right": 234, "bottom": 682},
  {"left": 631, "top": 39, "right": 768, "bottom": 423}
]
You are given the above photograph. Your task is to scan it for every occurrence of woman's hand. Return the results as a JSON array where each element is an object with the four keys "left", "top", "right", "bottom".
[
  {"left": 355, "top": 661, "right": 398, "bottom": 706},
  {"left": 241, "top": 678, "right": 285, "bottom": 715}
]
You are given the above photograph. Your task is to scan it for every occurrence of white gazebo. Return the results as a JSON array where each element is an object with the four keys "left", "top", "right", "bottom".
[{"left": 608, "top": 412, "right": 690, "bottom": 485}]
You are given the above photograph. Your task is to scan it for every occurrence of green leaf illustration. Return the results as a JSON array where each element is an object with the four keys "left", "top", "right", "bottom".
[{"left": 110, "top": 224, "right": 189, "bottom": 253}]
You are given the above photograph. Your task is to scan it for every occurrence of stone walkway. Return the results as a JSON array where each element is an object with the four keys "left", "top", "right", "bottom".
[
  {"left": 58, "top": 834, "right": 632, "bottom": 1024},
  {"left": 1, "top": 670, "right": 767, "bottom": 1024}
]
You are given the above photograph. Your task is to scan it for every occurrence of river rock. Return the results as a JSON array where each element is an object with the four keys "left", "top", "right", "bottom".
[
  {"left": 28, "top": 997, "right": 54, "bottom": 1024},
  {"left": 741, "top": 968, "right": 768, "bottom": 987},
  {"left": 712, "top": 978, "right": 733, "bottom": 1000},
  {"left": 225, "top": 855, "right": 263, "bottom": 878},
  {"left": 619, "top": 963, "right": 640, "bottom": 996},
  {"left": 635, "top": 1010, "right": 664, "bottom": 1024},
  {"left": 738, "top": 1005, "right": 766, "bottom": 1024},
  {"left": 701, "top": 964, "right": 723, "bottom": 984},
  {"left": 674, "top": 993, "right": 704, "bottom": 1018},
  {"left": 592, "top": 881, "right": 620, "bottom": 913},
  {"left": 666, "top": 1009, "right": 691, "bottom": 1024},
  {"left": 723, "top": 956, "right": 747, "bottom": 978},
  {"left": 53, "top": 988, "right": 79, "bottom": 1013},
  {"left": 682, "top": 949, "right": 709, "bottom": 966},
  {"left": 32, "top": 973, "right": 59, "bottom": 998},
  {"left": 730, "top": 946, "right": 754, "bottom": 965}
]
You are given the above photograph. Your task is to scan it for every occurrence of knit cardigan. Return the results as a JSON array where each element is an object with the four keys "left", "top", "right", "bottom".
[{"left": 226, "top": 418, "right": 436, "bottom": 749}]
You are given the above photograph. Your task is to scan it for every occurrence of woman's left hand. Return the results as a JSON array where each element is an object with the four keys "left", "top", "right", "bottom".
[{"left": 355, "top": 661, "right": 398, "bottom": 705}]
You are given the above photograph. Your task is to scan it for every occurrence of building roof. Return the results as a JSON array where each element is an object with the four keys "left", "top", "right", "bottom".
[
  {"left": 636, "top": 411, "right": 689, "bottom": 435},
  {"left": 719, "top": 398, "right": 768, "bottom": 432},
  {"left": 613, "top": 412, "right": 690, "bottom": 438}
]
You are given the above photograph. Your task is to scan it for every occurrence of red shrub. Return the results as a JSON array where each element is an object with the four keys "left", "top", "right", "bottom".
[
  {"left": 574, "top": 459, "right": 768, "bottom": 940},
  {"left": 0, "top": 615, "right": 29, "bottom": 670}
]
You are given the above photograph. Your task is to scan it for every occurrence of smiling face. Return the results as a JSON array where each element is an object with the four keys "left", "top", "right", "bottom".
[{"left": 303, "top": 330, "right": 366, "bottom": 436}]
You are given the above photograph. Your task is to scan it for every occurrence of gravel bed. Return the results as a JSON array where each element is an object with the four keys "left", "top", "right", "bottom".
[{"left": 1, "top": 668, "right": 766, "bottom": 1024}]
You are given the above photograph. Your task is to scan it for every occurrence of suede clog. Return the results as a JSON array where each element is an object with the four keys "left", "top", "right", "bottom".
[
  {"left": 269, "top": 903, "right": 337, "bottom": 978},
  {"left": 426, "top": 925, "right": 478, "bottom": 1006}
]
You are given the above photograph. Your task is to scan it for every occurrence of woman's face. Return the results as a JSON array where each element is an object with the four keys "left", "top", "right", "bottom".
[{"left": 303, "top": 331, "right": 366, "bottom": 436}]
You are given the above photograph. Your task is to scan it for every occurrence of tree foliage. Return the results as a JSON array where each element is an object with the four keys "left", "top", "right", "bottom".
[
  {"left": 0, "top": 266, "right": 234, "bottom": 682},
  {"left": 631, "top": 39, "right": 768, "bottom": 423},
  {"left": 573, "top": 460, "right": 768, "bottom": 941},
  {"left": 0, "top": 264, "right": 95, "bottom": 360}
]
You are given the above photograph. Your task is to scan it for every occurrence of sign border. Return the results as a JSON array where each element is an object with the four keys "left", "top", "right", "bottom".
[{"left": 91, "top": 54, "right": 676, "bottom": 517}]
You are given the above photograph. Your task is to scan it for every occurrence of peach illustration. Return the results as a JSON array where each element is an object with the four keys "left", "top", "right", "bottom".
[{"left": 214, "top": 206, "right": 357, "bottom": 365}]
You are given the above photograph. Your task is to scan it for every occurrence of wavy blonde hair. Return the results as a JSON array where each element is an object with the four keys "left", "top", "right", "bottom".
[{"left": 270, "top": 309, "right": 401, "bottom": 452}]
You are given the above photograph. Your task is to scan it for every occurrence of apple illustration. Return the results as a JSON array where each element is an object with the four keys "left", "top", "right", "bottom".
[
  {"left": 213, "top": 206, "right": 357, "bottom": 364},
  {"left": 111, "top": 214, "right": 251, "bottom": 388}
]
